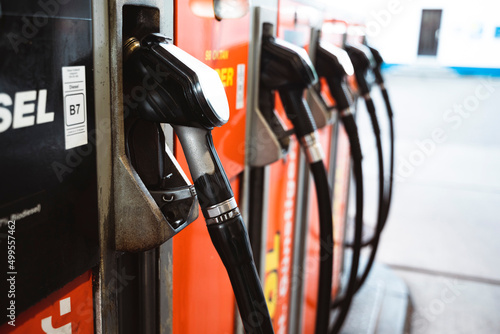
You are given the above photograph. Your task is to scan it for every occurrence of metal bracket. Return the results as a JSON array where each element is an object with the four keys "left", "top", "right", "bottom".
[
  {"left": 109, "top": 0, "right": 197, "bottom": 253},
  {"left": 116, "top": 116, "right": 198, "bottom": 252},
  {"left": 306, "top": 86, "right": 331, "bottom": 128},
  {"left": 306, "top": 26, "right": 334, "bottom": 128},
  {"left": 246, "top": 6, "right": 284, "bottom": 167}
]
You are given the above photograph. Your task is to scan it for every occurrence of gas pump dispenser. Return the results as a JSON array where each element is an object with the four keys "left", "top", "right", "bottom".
[{"left": 0, "top": 1, "right": 398, "bottom": 333}]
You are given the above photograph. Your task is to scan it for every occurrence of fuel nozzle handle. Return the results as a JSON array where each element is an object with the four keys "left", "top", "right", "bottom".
[
  {"left": 344, "top": 43, "right": 374, "bottom": 96},
  {"left": 366, "top": 45, "right": 385, "bottom": 85},
  {"left": 325, "top": 78, "right": 353, "bottom": 112},
  {"left": 123, "top": 34, "right": 230, "bottom": 129},
  {"left": 278, "top": 86, "right": 316, "bottom": 138},
  {"left": 260, "top": 32, "right": 322, "bottom": 160},
  {"left": 365, "top": 45, "right": 393, "bottom": 118},
  {"left": 173, "top": 126, "right": 234, "bottom": 211},
  {"left": 278, "top": 88, "right": 324, "bottom": 163},
  {"left": 315, "top": 41, "right": 355, "bottom": 112}
]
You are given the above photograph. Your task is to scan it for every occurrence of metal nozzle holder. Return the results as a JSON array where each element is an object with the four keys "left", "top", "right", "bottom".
[{"left": 113, "top": 34, "right": 200, "bottom": 252}]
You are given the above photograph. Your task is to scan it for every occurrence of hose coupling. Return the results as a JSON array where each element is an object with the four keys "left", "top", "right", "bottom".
[
  {"left": 204, "top": 197, "right": 240, "bottom": 225},
  {"left": 300, "top": 131, "right": 324, "bottom": 164}
]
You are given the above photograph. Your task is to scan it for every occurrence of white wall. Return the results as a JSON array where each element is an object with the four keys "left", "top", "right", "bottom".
[{"left": 328, "top": 0, "right": 500, "bottom": 68}]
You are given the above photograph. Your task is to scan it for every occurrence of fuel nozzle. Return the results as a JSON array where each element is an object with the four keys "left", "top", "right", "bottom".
[
  {"left": 260, "top": 25, "right": 317, "bottom": 130},
  {"left": 344, "top": 43, "right": 375, "bottom": 97},
  {"left": 315, "top": 41, "right": 355, "bottom": 113},
  {"left": 124, "top": 34, "right": 229, "bottom": 129},
  {"left": 366, "top": 45, "right": 385, "bottom": 85},
  {"left": 123, "top": 34, "right": 274, "bottom": 333},
  {"left": 260, "top": 25, "right": 322, "bottom": 163},
  {"left": 123, "top": 33, "right": 233, "bottom": 211}
]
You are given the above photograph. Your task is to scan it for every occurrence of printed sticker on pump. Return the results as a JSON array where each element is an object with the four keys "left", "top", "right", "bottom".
[{"left": 62, "top": 66, "right": 88, "bottom": 149}]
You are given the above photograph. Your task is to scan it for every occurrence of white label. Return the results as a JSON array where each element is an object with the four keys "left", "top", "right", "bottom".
[
  {"left": 236, "top": 64, "right": 245, "bottom": 110},
  {"left": 62, "top": 66, "right": 88, "bottom": 149}
]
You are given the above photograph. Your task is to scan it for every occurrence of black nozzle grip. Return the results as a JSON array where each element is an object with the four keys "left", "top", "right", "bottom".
[
  {"left": 373, "top": 68, "right": 384, "bottom": 86},
  {"left": 208, "top": 216, "right": 274, "bottom": 334},
  {"left": 355, "top": 74, "right": 370, "bottom": 96},
  {"left": 367, "top": 46, "right": 385, "bottom": 85},
  {"left": 326, "top": 78, "right": 353, "bottom": 112},
  {"left": 278, "top": 87, "right": 316, "bottom": 138}
]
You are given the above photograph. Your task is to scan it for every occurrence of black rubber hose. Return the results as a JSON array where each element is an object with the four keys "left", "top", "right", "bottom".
[
  {"left": 344, "top": 86, "right": 393, "bottom": 247},
  {"left": 309, "top": 160, "right": 334, "bottom": 334},
  {"left": 278, "top": 88, "right": 333, "bottom": 334},
  {"left": 353, "top": 97, "right": 384, "bottom": 291},
  {"left": 247, "top": 166, "right": 265, "bottom": 273},
  {"left": 329, "top": 113, "right": 364, "bottom": 334},
  {"left": 175, "top": 127, "right": 274, "bottom": 334},
  {"left": 332, "top": 98, "right": 386, "bottom": 314},
  {"left": 381, "top": 86, "right": 394, "bottom": 225},
  {"left": 332, "top": 97, "right": 384, "bottom": 309},
  {"left": 367, "top": 44, "right": 394, "bottom": 226},
  {"left": 208, "top": 215, "right": 274, "bottom": 334}
]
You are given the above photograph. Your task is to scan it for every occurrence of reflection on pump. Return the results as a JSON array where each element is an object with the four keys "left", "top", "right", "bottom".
[{"left": 189, "top": 0, "right": 249, "bottom": 20}]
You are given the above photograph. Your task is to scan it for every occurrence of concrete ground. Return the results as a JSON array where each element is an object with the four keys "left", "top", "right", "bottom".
[{"left": 353, "top": 71, "right": 500, "bottom": 334}]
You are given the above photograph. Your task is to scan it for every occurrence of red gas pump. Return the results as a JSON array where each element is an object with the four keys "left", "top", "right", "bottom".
[{"left": 0, "top": 1, "right": 399, "bottom": 333}]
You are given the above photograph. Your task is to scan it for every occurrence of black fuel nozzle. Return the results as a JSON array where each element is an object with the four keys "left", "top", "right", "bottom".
[
  {"left": 123, "top": 33, "right": 274, "bottom": 334},
  {"left": 344, "top": 43, "right": 375, "bottom": 96},
  {"left": 260, "top": 25, "right": 319, "bottom": 140},
  {"left": 123, "top": 34, "right": 229, "bottom": 130},
  {"left": 366, "top": 45, "right": 385, "bottom": 85},
  {"left": 315, "top": 41, "right": 355, "bottom": 112},
  {"left": 365, "top": 45, "right": 393, "bottom": 118},
  {"left": 123, "top": 33, "right": 233, "bottom": 210}
]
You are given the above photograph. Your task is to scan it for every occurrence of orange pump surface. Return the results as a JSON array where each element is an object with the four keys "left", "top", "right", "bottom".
[
  {"left": 275, "top": 2, "right": 352, "bottom": 333},
  {"left": 262, "top": 96, "right": 299, "bottom": 333},
  {"left": 172, "top": 1, "right": 250, "bottom": 332}
]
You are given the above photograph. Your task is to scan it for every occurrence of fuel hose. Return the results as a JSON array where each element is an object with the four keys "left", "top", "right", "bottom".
[
  {"left": 278, "top": 88, "right": 334, "bottom": 334},
  {"left": 329, "top": 45, "right": 385, "bottom": 306},
  {"left": 175, "top": 126, "right": 274, "bottom": 334},
  {"left": 380, "top": 84, "right": 394, "bottom": 226},
  {"left": 259, "top": 32, "right": 336, "bottom": 334},
  {"left": 328, "top": 110, "right": 364, "bottom": 334},
  {"left": 314, "top": 42, "right": 366, "bottom": 333},
  {"left": 352, "top": 95, "right": 385, "bottom": 290},
  {"left": 344, "top": 47, "right": 395, "bottom": 247},
  {"left": 330, "top": 94, "right": 385, "bottom": 315},
  {"left": 315, "top": 41, "right": 392, "bottom": 333}
]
